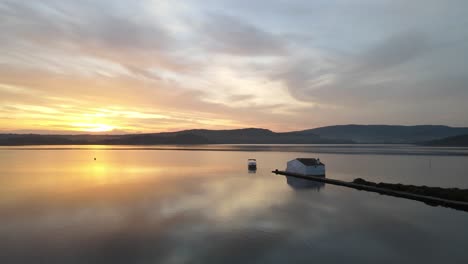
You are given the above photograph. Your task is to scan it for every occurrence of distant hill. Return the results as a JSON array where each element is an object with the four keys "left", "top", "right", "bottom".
[
  {"left": 423, "top": 134, "right": 468, "bottom": 147},
  {"left": 0, "top": 128, "right": 352, "bottom": 146},
  {"left": 298, "top": 125, "right": 468, "bottom": 144},
  {"left": 2, "top": 125, "right": 468, "bottom": 145}
]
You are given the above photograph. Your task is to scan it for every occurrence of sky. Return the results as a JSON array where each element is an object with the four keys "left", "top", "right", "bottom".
[{"left": 0, "top": 0, "right": 467, "bottom": 133}]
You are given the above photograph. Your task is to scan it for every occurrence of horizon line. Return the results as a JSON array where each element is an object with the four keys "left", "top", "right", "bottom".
[{"left": 1, "top": 124, "right": 466, "bottom": 136}]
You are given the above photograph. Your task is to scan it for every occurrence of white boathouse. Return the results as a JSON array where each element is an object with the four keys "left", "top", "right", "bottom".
[{"left": 286, "top": 158, "right": 325, "bottom": 176}]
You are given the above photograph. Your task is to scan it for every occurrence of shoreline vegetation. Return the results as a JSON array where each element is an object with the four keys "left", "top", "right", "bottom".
[
  {"left": 421, "top": 134, "right": 468, "bottom": 147},
  {"left": 1, "top": 125, "right": 468, "bottom": 146},
  {"left": 273, "top": 170, "right": 468, "bottom": 213},
  {"left": 353, "top": 178, "right": 468, "bottom": 203}
]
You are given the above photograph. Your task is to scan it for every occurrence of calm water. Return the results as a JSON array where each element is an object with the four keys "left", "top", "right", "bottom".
[{"left": 1, "top": 145, "right": 468, "bottom": 263}]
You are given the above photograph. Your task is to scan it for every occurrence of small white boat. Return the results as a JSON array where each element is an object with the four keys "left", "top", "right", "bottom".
[
  {"left": 248, "top": 159, "right": 257, "bottom": 170},
  {"left": 286, "top": 158, "right": 325, "bottom": 176}
]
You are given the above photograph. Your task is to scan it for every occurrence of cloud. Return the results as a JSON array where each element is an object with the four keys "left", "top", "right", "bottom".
[
  {"left": 1, "top": 0, "right": 468, "bottom": 131},
  {"left": 0, "top": 0, "right": 186, "bottom": 75},
  {"left": 201, "top": 13, "right": 288, "bottom": 56},
  {"left": 357, "top": 31, "right": 430, "bottom": 74},
  {"left": 271, "top": 27, "right": 468, "bottom": 125}
]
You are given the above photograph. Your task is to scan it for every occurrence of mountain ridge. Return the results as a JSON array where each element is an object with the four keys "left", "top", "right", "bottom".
[
  {"left": 422, "top": 134, "right": 468, "bottom": 147},
  {"left": 298, "top": 124, "right": 468, "bottom": 144},
  {"left": 2, "top": 125, "right": 468, "bottom": 145}
]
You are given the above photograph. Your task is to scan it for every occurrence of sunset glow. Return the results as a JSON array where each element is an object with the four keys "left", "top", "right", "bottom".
[
  {"left": 1, "top": 1, "right": 467, "bottom": 134},
  {"left": 73, "top": 123, "right": 115, "bottom": 133},
  {"left": 1, "top": 1, "right": 468, "bottom": 263}
]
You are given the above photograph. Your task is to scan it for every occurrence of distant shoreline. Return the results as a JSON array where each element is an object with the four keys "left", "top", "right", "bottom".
[
  {"left": 2, "top": 144, "right": 468, "bottom": 157},
  {"left": 2, "top": 125, "right": 468, "bottom": 146}
]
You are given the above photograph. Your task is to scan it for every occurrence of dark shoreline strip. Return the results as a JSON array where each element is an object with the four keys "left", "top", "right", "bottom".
[
  {"left": 2, "top": 146, "right": 468, "bottom": 157},
  {"left": 272, "top": 170, "right": 468, "bottom": 213}
]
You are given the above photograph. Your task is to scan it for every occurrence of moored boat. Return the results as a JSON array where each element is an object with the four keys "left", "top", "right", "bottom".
[{"left": 248, "top": 159, "right": 257, "bottom": 170}]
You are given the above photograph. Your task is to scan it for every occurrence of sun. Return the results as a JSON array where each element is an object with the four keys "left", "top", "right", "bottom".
[
  {"left": 85, "top": 124, "right": 115, "bottom": 133},
  {"left": 71, "top": 123, "right": 115, "bottom": 133}
]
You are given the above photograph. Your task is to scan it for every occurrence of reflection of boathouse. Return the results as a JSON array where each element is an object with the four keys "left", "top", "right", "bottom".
[{"left": 286, "top": 176, "right": 324, "bottom": 191}]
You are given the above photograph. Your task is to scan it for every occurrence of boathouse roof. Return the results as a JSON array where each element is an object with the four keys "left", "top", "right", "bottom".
[{"left": 296, "top": 158, "right": 320, "bottom": 166}]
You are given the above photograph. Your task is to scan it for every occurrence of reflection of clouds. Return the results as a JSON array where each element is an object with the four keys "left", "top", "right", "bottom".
[
  {"left": 1, "top": 150, "right": 468, "bottom": 263},
  {"left": 0, "top": 172, "right": 295, "bottom": 263},
  {"left": 0, "top": 149, "right": 240, "bottom": 203},
  {"left": 0, "top": 171, "right": 465, "bottom": 264},
  {"left": 159, "top": 176, "right": 292, "bottom": 225}
]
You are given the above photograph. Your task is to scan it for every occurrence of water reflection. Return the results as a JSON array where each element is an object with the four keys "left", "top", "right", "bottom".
[
  {"left": 1, "top": 147, "right": 468, "bottom": 263},
  {"left": 286, "top": 176, "right": 325, "bottom": 191}
]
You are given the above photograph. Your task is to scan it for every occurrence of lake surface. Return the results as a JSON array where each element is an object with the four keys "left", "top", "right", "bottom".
[{"left": 1, "top": 145, "right": 467, "bottom": 263}]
